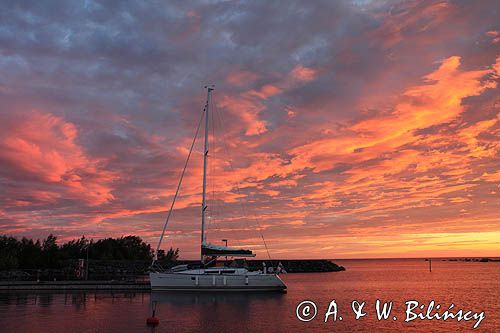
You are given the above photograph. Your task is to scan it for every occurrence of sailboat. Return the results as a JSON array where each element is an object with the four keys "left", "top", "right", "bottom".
[{"left": 149, "top": 86, "right": 287, "bottom": 292}]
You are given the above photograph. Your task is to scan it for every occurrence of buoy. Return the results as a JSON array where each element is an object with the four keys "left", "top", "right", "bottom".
[
  {"left": 146, "top": 306, "right": 159, "bottom": 326},
  {"left": 146, "top": 317, "right": 159, "bottom": 326}
]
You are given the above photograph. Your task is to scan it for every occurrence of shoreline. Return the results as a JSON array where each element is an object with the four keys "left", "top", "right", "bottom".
[{"left": 0, "top": 259, "right": 345, "bottom": 290}]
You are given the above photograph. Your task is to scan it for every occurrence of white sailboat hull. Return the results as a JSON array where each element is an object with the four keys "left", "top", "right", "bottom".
[{"left": 150, "top": 272, "right": 286, "bottom": 292}]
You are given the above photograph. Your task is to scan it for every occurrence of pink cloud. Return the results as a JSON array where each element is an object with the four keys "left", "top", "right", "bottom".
[
  {"left": 0, "top": 110, "right": 116, "bottom": 206},
  {"left": 226, "top": 70, "right": 259, "bottom": 87},
  {"left": 290, "top": 65, "right": 318, "bottom": 82}
]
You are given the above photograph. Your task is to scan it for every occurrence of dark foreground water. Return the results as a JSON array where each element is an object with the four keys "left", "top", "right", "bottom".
[{"left": 0, "top": 259, "right": 498, "bottom": 332}]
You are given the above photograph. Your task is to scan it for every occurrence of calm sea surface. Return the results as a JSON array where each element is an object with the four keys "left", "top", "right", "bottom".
[{"left": 0, "top": 259, "right": 498, "bottom": 332}]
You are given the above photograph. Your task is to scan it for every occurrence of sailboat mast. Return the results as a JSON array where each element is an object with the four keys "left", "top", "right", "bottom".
[{"left": 201, "top": 86, "right": 213, "bottom": 258}]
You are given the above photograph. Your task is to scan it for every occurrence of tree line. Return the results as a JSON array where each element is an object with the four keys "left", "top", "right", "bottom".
[{"left": 0, "top": 234, "right": 179, "bottom": 270}]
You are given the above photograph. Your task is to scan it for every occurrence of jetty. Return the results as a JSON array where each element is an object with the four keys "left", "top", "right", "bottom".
[{"left": 0, "top": 280, "right": 150, "bottom": 291}]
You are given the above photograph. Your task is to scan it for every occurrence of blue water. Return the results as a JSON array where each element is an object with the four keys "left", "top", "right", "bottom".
[{"left": 0, "top": 259, "right": 498, "bottom": 332}]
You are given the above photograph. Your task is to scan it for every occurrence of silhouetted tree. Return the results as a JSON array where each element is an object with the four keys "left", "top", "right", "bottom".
[
  {"left": 0, "top": 236, "right": 20, "bottom": 270},
  {"left": 157, "top": 247, "right": 179, "bottom": 262},
  {"left": 41, "top": 234, "right": 59, "bottom": 268},
  {"left": 0, "top": 234, "right": 178, "bottom": 270},
  {"left": 18, "top": 237, "right": 42, "bottom": 269},
  {"left": 59, "top": 236, "right": 89, "bottom": 260},
  {"left": 89, "top": 236, "right": 153, "bottom": 260}
]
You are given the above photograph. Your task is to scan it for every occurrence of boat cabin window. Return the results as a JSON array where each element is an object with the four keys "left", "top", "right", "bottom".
[{"left": 205, "top": 269, "right": 236, "bottom": 274}]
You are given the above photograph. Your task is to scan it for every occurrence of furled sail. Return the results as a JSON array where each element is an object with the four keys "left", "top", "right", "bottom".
[{"left": 201, "top": 243, "right": 256, "bottom": 257}]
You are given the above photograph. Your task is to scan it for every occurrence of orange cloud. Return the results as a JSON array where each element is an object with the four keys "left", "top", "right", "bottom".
[{"left": 288, "top": 56, "right": 497, "bottom": 173}]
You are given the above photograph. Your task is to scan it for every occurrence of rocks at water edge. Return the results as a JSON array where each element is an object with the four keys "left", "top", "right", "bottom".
[{"left": 246, "top": 259, "right": 346, "bottom": 273}]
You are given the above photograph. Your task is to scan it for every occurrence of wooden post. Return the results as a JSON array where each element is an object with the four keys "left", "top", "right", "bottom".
[{"left": 429, "top": 258, "right": 432, "bottom": 272}]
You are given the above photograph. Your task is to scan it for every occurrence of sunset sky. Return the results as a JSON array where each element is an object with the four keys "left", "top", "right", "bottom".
[{"left": 0, "top": 1, "right": 499, "bottom": 259}]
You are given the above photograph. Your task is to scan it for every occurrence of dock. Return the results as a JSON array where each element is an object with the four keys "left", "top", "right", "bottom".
[{"left": 0, "top": 280, "right": 151, "bottom": 291}]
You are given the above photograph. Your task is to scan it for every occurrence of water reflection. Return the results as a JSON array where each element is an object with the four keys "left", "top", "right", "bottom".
[
  {"left": 151, "top": 291, "right": 284, "bottom": 306},
  {"left": 0, "top": 290, "right": 285, "bottom": 332},
  {"left": 150, "top": 291, "right": 286, "bottom": 331},
  {"left": 0, "top": 260, "right": 497, "bottom": 332},
  {"left": 0, "top": 291, "right": 148, "bottom": 307}
]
